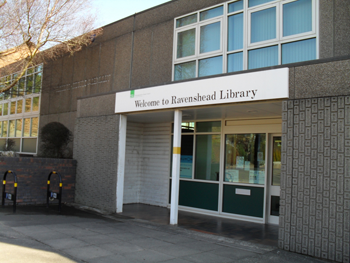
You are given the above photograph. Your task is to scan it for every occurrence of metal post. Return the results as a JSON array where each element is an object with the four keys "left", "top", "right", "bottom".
[{"left": 170, "top": 110, "right": 182, "bottom": 225}]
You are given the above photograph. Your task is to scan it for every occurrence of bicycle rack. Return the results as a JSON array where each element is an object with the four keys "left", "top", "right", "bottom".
[
  {"left": 47, "top": 171, "right": 62, "bottom": 213},
  {"left": 2, "top": 170, "right": 18, "bottom": 213}
]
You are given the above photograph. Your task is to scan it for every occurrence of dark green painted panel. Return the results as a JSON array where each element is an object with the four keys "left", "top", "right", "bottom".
[
  {"left": 179, "top": 180, "right": 219, "bottom": 211},
  {"left": 223, "top": 185, "right": 264, "bottom": 218}
]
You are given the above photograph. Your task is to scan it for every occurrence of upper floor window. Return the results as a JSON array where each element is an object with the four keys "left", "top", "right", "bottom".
[{"left": 173, "top": 0, "right": 317, "bottom": 81}]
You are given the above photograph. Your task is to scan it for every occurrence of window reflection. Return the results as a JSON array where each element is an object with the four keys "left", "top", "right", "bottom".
[
  {"left": 272, "top": 136, "right": 281, "bottom": 186},
  {"left": 225, "top": 134, "right": 266, "bottom": 185}
]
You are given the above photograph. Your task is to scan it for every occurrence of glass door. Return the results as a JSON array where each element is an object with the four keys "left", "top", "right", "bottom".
[{"left": 267, "top": 134, "right": 281, "bottom": 224}]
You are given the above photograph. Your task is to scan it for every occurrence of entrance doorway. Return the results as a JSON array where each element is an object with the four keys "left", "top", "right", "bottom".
[{"left": 266, "top": 134, "right": 281, "bottom": 224}]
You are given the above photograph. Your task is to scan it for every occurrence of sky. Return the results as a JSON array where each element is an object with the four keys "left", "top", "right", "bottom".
[{"left": 92, "top": 0, "right": 170, "bottom": 28}]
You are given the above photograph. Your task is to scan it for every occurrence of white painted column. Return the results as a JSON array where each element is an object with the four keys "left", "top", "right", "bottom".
[
  {"left": 170, "top": 110, "right": 182, "bottom": 225},
  {"left": 116, "top": 115, "right": 127, "bottom": 213}
]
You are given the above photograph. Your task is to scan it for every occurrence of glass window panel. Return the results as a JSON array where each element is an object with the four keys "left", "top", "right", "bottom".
[
  {"left": 23, "top": 118, "right": 31, "bottom": 137},
  {"left": 0, "top": 104, "right": 2, "bottom": 116},
  {"left": 248, "top": 45, "right": 278, "bottom": 69},
  {"left": 174, "top": 61, "right": 196, "bottom": 81},
  {"left": 172, "top": 122, "right": 195, "bottom": 133},
  {"left": 15, "top": 119, "right": 22, "bottom": 137},
  {"left": 0, "top": 139, "right": 5, "bottom": 150},
  {"left": 2, "top": 121, "right": 8, "bottom": 137},
  {"left": 224, "top": 134, "right": 266, "bottom": 185},
  {"left": 3, "top": 103, "right": 8, "bottom": 115},
  {"left": 34, "top": 72, "right": 42, "bottom": 93},
  {"left": 10, "top": 101, "right": 16, "bottom": 114},
  {"left": 200, "top": 6, "right": 223, "bottom": 21},
  {"left": 27, "top": 68, "right": 34, "bottom": 74},
  {"left": 228, "top": 13, "right": 243, "bottom": 51},
  {"left": 0, "top": 93, "right": 3, "bottom": 101},
  {"left": 251, "top": 7, "right": 276, "bottom": 43},
  {"left": 32, "top": 97, "right": 39, "bottom": 111},
  {"left": 176, "top": 14, "right": 197, "bottom": 28},
  {"left": 18, "top": 77, "right": 25, "bottom": 96},
  {"left": 200, "top": 22, "right": 221, "bottom": 53},
  {"left": 4, "top": 91, "right": 10, "bottom": 100},
  {"left": 283, "top": 0, "right": 312, "bottom": 37},
  {"left": 25, "top": 98, "right": 31, "bottom": 112},
  {"left": 182, "top": 122, "right": 195, "bottom": 133},
  {"left": 229, "top": 0, "right": 243, "bottom": 13},
  {"left": 272, "top": 136, "right": 281, "bottom": 186},
  {"left": 11, "top": 138, "right": 20, "bottom": 152},
  {"left": 26, "top": 75, "right": 33, "bottom": 94},
  {"left": 270, "top": 196, "right": 280, "bottom": 216},
  {"left": 0, "top": 122, "right": 2, "bottom": 137},
  {"left": 282, "top": 38, "right": 316, "bottom": 64},
  {"left": 9, "top": 120, "right": 15, "bottom": 137},
  {"left": 195, "top": 135, "right": 221, "bottom": 181},
  {"left": 35, "top": 64, "right": 43, "bottom": 72},
  {"left": 227, "top": 52, "right": 243, "bottom": 72},
  {"left": 249, "top": 0, "right": 274, "bottom": 7},
  {"left": 22, "top": 138, "right": 37, "bottom": 153},
  {"left": 177, "top": 29, "right": 196, "bottom": 58},
  {"left": 196, "top": 121, "right": 221, "bottom": 132},
  {"left": 198, "top": 56, "right": 222, "bottom": 77},
  {"left": 180, "top": 135, "right": 194, "bottom": 179},
  {"left": 11, "top": 85, "right": 18, "bottom": 98},
  {"left": 31, "top": 117, "right": 38, "bottom": 137},
  {"left": 17, "top": 100, "right": 23, "bottom": 114}
]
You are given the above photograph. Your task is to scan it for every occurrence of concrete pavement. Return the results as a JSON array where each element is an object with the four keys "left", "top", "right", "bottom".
[{"left": 0, "top": 205, "right": 328, "bottom": 263}]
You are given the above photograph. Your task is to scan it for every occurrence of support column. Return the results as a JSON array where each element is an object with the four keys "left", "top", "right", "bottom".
[
  {"left": 116, "top": 115, "right": 127, "bottom": 213},
  {"left": 170, "top": 110, "right": 182, "bottom": 225}
]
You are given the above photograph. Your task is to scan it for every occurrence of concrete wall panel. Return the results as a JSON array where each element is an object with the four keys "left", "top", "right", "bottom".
[
  {"left": 98, "top": 40, "right": 116, "bottom": 93},
  {"left": 294, "top": 59, "right": 350, "bottom": 99},
  {"left": 77, "top": 93, "right": 116, "bottom": 118},
  {"left": 334, "top": 1, "right": 350, "bottom": 57},
  {"left": 150, "top": 20, "right": 173, "bottom": 86},
  {"left": 73, "top": 114, "right": 119, "bottom": 213},
  {"left": 319, "top": 0, "right": 334, "bottom": 59},
  {"left": 131, "top": 27, "right": 153, "bottom": 89},
  {"left": 85, "top": 45, "right": 100, "bottom": 96},
  {"left": 279, "top": 96, "right": 350, "bottom": 263},
  {"left": 113, "top": 33, "right": 133, "bottom": 91}
]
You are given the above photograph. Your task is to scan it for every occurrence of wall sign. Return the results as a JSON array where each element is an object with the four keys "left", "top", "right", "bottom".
[{"left": 115, "top": 68, "right": 289, "bottom": 113}]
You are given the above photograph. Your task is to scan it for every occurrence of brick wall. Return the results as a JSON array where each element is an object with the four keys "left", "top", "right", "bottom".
[
  {"left": 279, "top": 96, "right": 350, "bottom": 262},
  {"left": 0, "top": 157, "right": 76, "bottom": 205}
]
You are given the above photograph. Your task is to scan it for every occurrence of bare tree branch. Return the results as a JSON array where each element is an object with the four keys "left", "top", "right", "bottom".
[{"left": 0, "top": 0, "right": 102, "bottom": 93}]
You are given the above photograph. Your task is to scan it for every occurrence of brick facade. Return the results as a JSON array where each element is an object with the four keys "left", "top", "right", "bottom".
[
  {"left": 279, "top": 96, "right": 350, "bottom": 262},
  {"left": 0, "top": 157, "right": 76, "bottom": 205}
]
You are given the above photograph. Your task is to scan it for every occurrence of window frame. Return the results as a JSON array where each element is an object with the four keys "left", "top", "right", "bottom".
[{"left": 172, "top": 0, "right": 319, "bottom": 81}]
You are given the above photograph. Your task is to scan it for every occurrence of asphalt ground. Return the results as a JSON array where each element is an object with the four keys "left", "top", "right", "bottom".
[{"left": 0, "top": 204, "right": 329, "bottom": 263}]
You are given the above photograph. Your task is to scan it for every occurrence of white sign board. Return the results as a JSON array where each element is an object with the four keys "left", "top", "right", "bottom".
[{"left": 115, "top": 68, "right": 289, "bottom": 113}]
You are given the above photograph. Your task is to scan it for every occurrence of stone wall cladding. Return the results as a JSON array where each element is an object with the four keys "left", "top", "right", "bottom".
[
  {"left": 73, "top": 115, "right": 119, "bottom": 213},
  {"left": 279, "top": 96, "right": 350, "bottom": 263},
  {"left": 0, "top": 157, "right": 76, "bottom": 205}
]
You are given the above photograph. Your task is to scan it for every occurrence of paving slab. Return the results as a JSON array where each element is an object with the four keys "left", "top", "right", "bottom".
[{"left": 0, "top": 204, "right": 331, "bottom": 263}]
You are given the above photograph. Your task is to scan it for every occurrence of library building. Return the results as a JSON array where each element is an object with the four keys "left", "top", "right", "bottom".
[{"left": 1, "top": 0, "right": 349, "bottom": 262}]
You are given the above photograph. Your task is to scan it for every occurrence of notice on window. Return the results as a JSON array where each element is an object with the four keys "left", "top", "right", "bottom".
[
  {"left": 180, "top": 155, "right": 192, "bottom": 179},
  {"left": 236, "top": 156, "right": 244, "bottom": 169},
  {"left": 225, "top": 169, "right": 239, "bottom": 182}
]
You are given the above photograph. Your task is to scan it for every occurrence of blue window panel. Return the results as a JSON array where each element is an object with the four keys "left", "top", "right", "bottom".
[
  {"left": 177, "top": 29, "right": 196, "bottom": 58},
  {"left": 248, "top": 45, "right": 278, "bottom": 69},
  {"left": 228, "top": 13, "right": 243, "bottom": 51},
  {"left": 200, "top": 22, "right": 221, "bottom": 54},
  {"left": 282, "top": 38, "right": 316, "bottom": 64},
  {"left": 251, "top": 7, "right": 276, "bottom": 43},
  {"left": 175, "top": 61, "right": 196, "bottom": 81},
  {"left": 227, "top": 52, "right": 243, "bottom": 72},
  {"left": 283, "top": 0, "right": 312, "bottom": 37},
  {"left": 200, "top": 6, "right": 223, "bottom": 21},
  {"left": 228, "top": 0, "right": 243, "bottom": 13},
  {"left": 199, "top": 56, "right": 223, "bottom": 77},
  {"left": 249, "top": 0, "right": 274, "bottom": 7},
  {"left": 176, "top": 14, "right": 197, "bottom": 28}
]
